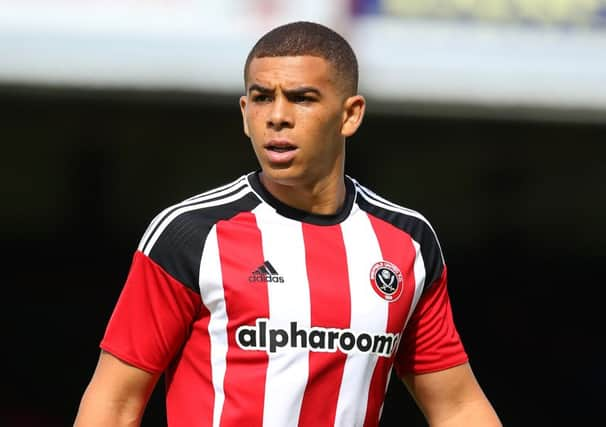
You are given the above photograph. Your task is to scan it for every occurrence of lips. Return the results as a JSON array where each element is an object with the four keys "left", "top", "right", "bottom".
[
  {"left": 265, "top": 139, "right": 296, "bottom": 151},
  {"left": 268, "top": 146, "right": 294, "bottom": 153},
  {"left": 264, "top": 139, "right": 298, "bottom": 164}
]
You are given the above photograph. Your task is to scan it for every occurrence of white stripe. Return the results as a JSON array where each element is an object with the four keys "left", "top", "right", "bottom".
[
  {"left": 335, "top": 211, "right": 388, "bottom": 427},
  {"left": 355, "top": 181, "right": 434, "bottom": 232},
  {"left": 137, "top": 175, "right": 249, "bottom": 251},
  {"left": 377, "top": 366, "right": 394, "bottom": 423},
  {"left": 198, "top": 226, "right": 229, "bottom": 427},
  {"left": 407, "top": 240, "right": 427, "bottom": 325},
  {"left": 185, "top": 175, "right": 248, "bottom": 202},
  {"left": 139, "top": 176, "right": 245, "bottom": 249},
  {"left": 374, "top": 246, "right": 423, "bottom": 423},
  {"left": 252, "top": 203, "right": 310, "bottom": 427},
  {"left": 138, "top": 206, "right": 170, "bottom": 251},
  {"left": 355, "top": 183, "right": 445, "bottom": 265},
  {"left": 349, "top": 177, "right": 419, "bottom": 216},
  {"left": 140, "top": 186, "right": 252, "bottom": 255}
]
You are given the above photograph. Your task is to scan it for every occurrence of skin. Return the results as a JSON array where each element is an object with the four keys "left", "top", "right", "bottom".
[
  {"left": 73, "top": 350, "right": 159, "bottom": 426},
  {"left": 74, "top": 54, "right": 501, "bottom": 427},
  {"left": 403, "top": 363, "right": 502, "bottom": 426},
  {"left": 240, "top": 55, "right": 365, "bottom": 215}
]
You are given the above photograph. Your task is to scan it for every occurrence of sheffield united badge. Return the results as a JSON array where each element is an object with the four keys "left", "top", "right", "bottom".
[{"left": 370, "top": 261, "right": 403, "bottom": 302}]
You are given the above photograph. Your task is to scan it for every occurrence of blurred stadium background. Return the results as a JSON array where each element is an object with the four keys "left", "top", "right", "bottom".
[{"left": 1, "top": 1, "right": 604, "bottom": 426}]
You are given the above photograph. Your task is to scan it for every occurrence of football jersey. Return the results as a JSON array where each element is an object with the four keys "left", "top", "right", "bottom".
[{"left": 101, "top": 171, "right": 468, "bottom": 427}]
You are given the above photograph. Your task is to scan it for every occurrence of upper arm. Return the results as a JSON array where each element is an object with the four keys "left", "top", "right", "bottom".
[
  {"left": 74, "top": 350, "right": 161, "bottom": 427},
  {"left": 402, "top": 362, "right": 501, "bottom": 427}
]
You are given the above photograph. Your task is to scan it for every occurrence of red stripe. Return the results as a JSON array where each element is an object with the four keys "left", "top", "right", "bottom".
[
  {"left": 100, "top": 251, "right": 211, "bottom": 427},
  {"left": 298, "top": 224, "right": 351, "bottom": 427},
  {"left": 363, "top": 215, "right": 417, "bottom": 427},
  {"left": 217, "top": 212, "right": 269, "bottom": 427},
  {"left": 165, "top": 303, "right": 214, "bottom": 427},
  {"left": 396, "top": 266, "right": 468, "bottom": 374},
  {"left": 101, "top": 251, "right": 203, "bottom": 373}
]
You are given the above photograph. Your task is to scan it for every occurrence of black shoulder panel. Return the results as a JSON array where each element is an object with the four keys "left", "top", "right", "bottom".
[
  {"left": 357, "top": 195, "right": 444, "bottom": 291},
  {"left": 148, "top": 192, "right": 260, "bottom": 293}
]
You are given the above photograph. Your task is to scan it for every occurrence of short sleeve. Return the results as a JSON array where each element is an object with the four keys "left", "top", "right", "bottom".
[
  {"left": 394, "top": 266, "right": 468, "bottom": 376},
  {"left": 100, "top": 250, "right": 202, "bottom": 373}
]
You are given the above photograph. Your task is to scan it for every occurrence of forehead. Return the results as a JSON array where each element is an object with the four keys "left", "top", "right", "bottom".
[{"left": 246, "top": 56, "right": 337, "bottom": 90}]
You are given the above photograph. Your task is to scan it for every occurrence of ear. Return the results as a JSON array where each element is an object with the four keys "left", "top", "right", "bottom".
[
  {"left": 239, "top": 95, "right": 250, "bottom": 137},
  {"left": 341, "top": 95, "right": 366, "bottom": 138}
]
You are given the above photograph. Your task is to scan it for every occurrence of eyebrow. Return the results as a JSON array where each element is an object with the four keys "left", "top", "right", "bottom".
[{"left": 248, "top": 84, "right": 321, "bottom": 97}]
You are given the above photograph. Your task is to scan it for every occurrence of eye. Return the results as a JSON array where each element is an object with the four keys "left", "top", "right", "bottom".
[
  {"left": 293, "top": 94, "right": 314, "bottom": 103},
  {"left": 252, "top": 94, "right": 271, "bottom": 103}
]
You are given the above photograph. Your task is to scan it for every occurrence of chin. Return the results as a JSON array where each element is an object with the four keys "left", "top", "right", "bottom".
[{"left": 260, "top": 166, "right": 303, "bottom": 186}]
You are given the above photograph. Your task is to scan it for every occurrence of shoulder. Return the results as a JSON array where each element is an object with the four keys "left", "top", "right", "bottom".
[
  {"left": 350, "top": 177, "right": 446, "bottom": 285},
  {"left": 351, "top": 177, "right": 441, "bottom": 246},
  {"left": 137, "top": 174, "right": 261, "bottom": 256}
]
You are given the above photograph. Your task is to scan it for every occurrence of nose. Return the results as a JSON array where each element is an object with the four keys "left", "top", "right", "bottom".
[{"left": 267, "top": 96, "right": 293, "bottom": 131}]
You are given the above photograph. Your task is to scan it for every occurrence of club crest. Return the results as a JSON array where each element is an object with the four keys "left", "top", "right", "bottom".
[{"left": 370, "top": 261, "right": 403, "bottom": 302}]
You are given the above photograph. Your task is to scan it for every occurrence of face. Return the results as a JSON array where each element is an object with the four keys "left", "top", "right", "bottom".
[{"left": 240, "top": 55, "right": 364, "bottom": 190}]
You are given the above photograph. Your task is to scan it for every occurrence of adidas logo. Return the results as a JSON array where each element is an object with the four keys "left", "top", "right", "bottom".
[{"left": 249, "top": 261, "right": 285, "bottom": 283}]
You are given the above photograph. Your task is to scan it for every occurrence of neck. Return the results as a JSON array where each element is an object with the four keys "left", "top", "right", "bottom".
[{"left": 259, "top": 171, "right": 347, "bottom": 215}]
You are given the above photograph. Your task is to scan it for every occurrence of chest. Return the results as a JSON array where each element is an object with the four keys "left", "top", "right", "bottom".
[{"left": 200, "top": 210, "right": 422, "bottom": 338}]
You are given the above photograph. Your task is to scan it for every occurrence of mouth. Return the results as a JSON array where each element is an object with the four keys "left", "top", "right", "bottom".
[
  {"left": 264, "top": 140, "right": 297, "bottom": 153},
  {"left": 263, "top": 139, "right": 298, "bottom": 164}
]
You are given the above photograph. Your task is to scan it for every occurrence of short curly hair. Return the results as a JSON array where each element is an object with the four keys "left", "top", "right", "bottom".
[{"left": 244, "top": 21, "right": 359, "bottom": 96}]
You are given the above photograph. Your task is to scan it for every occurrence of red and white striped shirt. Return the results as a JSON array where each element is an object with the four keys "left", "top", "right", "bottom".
[{"left": 101, "top": 172, "right": 467, "bottom": 427}]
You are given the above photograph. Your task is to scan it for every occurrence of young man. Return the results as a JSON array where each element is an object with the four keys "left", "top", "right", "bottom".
[{"left": 74, "top": 21, "right": 501, "bottom": 427}]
